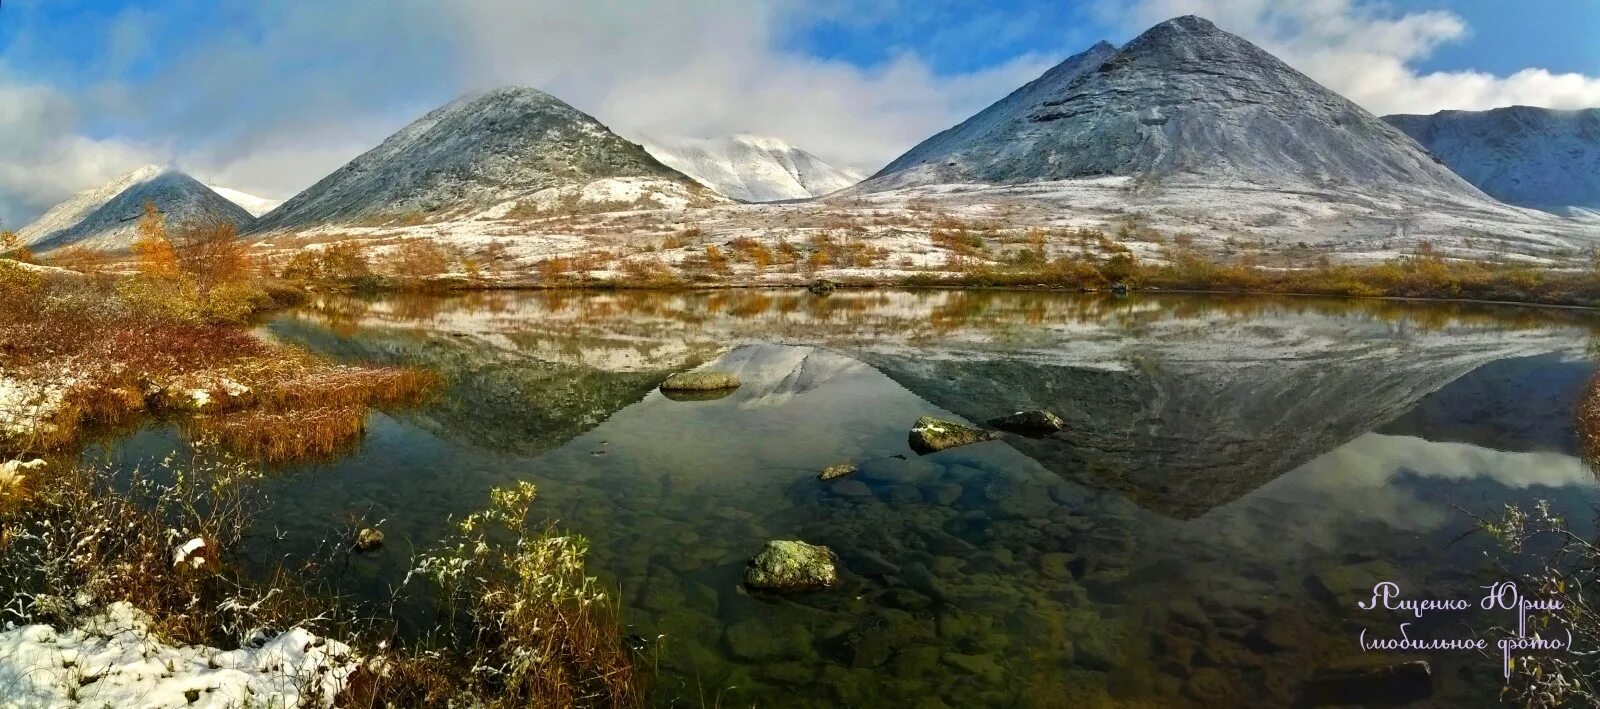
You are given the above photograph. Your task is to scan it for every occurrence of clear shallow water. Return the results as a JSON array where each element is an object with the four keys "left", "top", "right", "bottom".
[{"left": 90, "top": 291, "right": 1600, "bottom": 706}]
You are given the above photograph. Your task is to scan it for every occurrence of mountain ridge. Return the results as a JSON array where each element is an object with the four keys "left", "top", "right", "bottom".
[
  {"left": 18, "top": 166, "right": 255, "bottom": 253},
  {"left": 644, "top": 134, "right": 863, "bottom": 202},
  {"left": 1385, "top": 106, "right": 1600, "bottom": 216},
  {"left": 249, "top": 86, "right": 712, "bottom": 233}
]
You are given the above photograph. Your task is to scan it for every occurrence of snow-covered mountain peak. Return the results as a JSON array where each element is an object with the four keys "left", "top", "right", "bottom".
[
  {"left": 250, "top": 86, "right": 710, "bottom": 232},
  {"left": 859, "top": 14, "right": 1485, "bottom": 203},
  {"left": 18, "top": 166, "right": 255, "bottom": 253},
  {"left": 1384, "top": 106, "right": 1600, "bottom": 216},
  {"left": 206, "top": 185, "right": 282, "bottom": 217},
  {"left": 644, "top": 134, "right": 863, "bottom": 202}
]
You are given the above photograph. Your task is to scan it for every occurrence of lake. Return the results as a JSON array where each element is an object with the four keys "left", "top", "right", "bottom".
[{"left": 90, "top": 290, "right": 1600, "bottom": 707}]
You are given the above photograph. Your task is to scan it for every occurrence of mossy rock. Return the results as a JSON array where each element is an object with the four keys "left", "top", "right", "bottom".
[
  {"left": 986, "top": 409, "right": 1065, "bottom": 434},
  {"left": 744, "top": 539, "right": 840, "bottom": 591},
  {"left": 819, "top": 462, "right": 858, "bottom": 480},
  {"left": 908, "top": 416, "right": 998, "bottom": 455},
  {"left": 660, "top": 370, "right": 741, "bottom": 392}
]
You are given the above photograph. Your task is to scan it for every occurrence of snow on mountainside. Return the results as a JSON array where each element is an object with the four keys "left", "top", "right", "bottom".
[
  {"left": 18, "top": 165, "right": 255, "bottom": 253},
  {"left": 1385, "top": 107, "right": 1600, "bottom": 216},
  {"left": 644, "top": 134, "right": 864, "bottom": 202},
  {"left": 860, "top": 16, "right": 1484, "bottom": 201},
  {"left": 249, "top": 87, "right": 715, "bottom": 233},
  {"left": 207, "top": 184, "right": 283, "bottom": 217}
]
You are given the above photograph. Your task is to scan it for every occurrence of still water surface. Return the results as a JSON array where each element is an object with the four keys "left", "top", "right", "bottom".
[{"left": 96, "top": 290, "right": 1600, "bottom": 706}]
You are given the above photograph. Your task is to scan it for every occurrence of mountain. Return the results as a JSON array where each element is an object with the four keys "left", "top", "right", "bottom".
[
  {"left": 206, "top": 184, "right": 282, "bottom": 217},
  {"left": 643, "top": 134, "right": 863, "bottom": 202},
  {"left": 1384, "top": 106, "right": 1600, "bottom": 216},
  {"left": 860, "top": 16, "right": 1484, "bottom": 201},
  {"left": 250, "top": 87, "right": 712, "bottom": 233},
  {"left": 18, "top": 165, "right": 255, "bottom": 253}
]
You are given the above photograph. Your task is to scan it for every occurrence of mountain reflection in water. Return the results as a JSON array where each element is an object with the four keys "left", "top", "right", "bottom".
[{"left": 95, "top": 290, "right": 1600, "bottom": 707}]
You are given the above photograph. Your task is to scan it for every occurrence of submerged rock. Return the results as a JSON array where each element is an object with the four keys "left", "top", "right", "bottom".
[
  {"left": 354, "top": 528, "right": 385, "bottom": 552},
  {"left": 907, "top": 416, "right": 997, "bottom": 454},
  {"left": 807, "top": 278, "right": 838, "bottom": 294},
  {"left": 1305, "top": 659, "right": 1432, "bottom": 705},
  {"left": 987, "top": 409, "right": 1065, "bottom": 434},
  {"left": 819, "top": 463, "right": 858, "bottom": 480},
  {"left": 659, "top": 387, "right": 738, "bottom": 402},
  {"left": 744, "top": 540, "right": 840, "bottom": 591},
  {"left": 660, "top": 370, "right": 741, "bottom": 392}
]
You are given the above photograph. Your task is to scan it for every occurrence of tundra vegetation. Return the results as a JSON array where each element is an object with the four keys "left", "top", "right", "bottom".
[{"left": 0, "top": 203, "right": 644, "bottom": 706}]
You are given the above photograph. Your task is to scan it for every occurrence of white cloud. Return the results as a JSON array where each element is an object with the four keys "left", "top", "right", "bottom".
[
  {"left": 1097, "top": 0, "right": 1600, "bottom": 116},
  {"left": 0, "top": 72, "right": 162, "bottom": 228}
]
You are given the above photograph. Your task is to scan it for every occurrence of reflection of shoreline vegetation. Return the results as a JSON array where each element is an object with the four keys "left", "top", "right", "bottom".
[
  {"left": 0, "top": 451, "right": 643, "bottom": 707},
  {"left": 1472, "top": 369, "right": 1600, "bottom": 706}
]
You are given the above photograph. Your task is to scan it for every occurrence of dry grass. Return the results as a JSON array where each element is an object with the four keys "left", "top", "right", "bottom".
[{"left": 0, "top": 262, "right": 433, "bottom": 460}]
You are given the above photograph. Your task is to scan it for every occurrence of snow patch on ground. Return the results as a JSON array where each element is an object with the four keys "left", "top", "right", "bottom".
[{"left": 0, "top": 603, "right": 358, "bottom": 708}]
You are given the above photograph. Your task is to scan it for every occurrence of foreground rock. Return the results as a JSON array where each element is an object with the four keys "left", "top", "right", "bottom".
[
  {"left": 908, "top": 416, "right": 998, "bottom": 454},
  {"left": 354, "top": 527, "right": 385, "bottom": 552},
  {"left": 986, "top": 410, "right": 1064, "bottom": 434},
  {"left": 807, "top": 278, "right": 838, "bottom": 294},
  {"left": 744, "top": 540, "right": 840, "bottom": 591},
  {"left": 819, "top": 463, "right": 858, "bottom": 480},
  {"left": 1304, "top": 659, "right": 1432, "bottom": 705},
  {"left": 660, "top": 370, "right": 741, "bottom": 392}
]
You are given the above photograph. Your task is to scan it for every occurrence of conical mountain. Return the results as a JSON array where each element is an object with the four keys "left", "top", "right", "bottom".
[
  {"left": 644, "top": 134, "right": 863, "bottom": 202},
  {"left": 1385, "top": 106, "right": 1600, "bottom": 218},
  {"left": 251, "top": 87, "right": 712, "bottom": 232},
  {"left": 19, "top": 166, "right": 255, "bottom": 253},
  {"left": 862, "top": 16, "right": 1484, "bottom": 200}
]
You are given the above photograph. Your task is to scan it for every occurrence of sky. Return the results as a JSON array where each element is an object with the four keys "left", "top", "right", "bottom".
[{"left": 1, "top": 0, "right": 1597, "bottom": 228}]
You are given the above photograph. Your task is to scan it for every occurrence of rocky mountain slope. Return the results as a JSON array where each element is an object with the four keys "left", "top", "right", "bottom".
[
  {"left": 861, "top": 16, "right": 1484, "bottom": 201},
  {"left": 249, "top": 87, "right": 713, "bottom": 233},
  {"left": 206, "top": 184, "right": 282, "bottom": 217},
  {"left": 1385, "top": 106, "right": 1600, "bottom": 216},
  {"left": 644, "top": 134, "right": 863, "bottom": 202},
  {"left": 18, "top": 165, "right": 255, "bottom": 253}
]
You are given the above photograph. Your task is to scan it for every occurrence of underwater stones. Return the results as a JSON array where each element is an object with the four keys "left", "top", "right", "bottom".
[
  {"left": 884, "top": 485, "right": 923, "bottom": 506},
  {"left": 1306, "top": 659, "right": 1432, "bottom": 705},
  {"left": 353, "top": 528, "right": 384, "bottom": 552},
  {"left": 659, "top": 370, "right": 741, "bottom": 392},
  {"left": 942, "top": 653, "right": 1005, "bottom": 683},
  {"left": 744, "top": 540, "right": 840, "bottom": 591},
  {"left": 1312, "top": 559, "right": 1398, "bottom": 610},
  {"left": 807, "top": 278, "right": 838, "bottom": 294},
  {"left": 725, "top": 617, "right": 812, "bottom": 661},
  {"left": 891, "top": 645, "right": 942, "bottom": 677},
  {"left": 828, "top": 479, "right": 873, "bottom": 498},
  {"left": 907, "top": 416, "right": 998, "bottom": 454},
  {"left": 986, "top": 409, "right": 1065, "bottom": 435},
  {"left": 1182, "top": 667, "right": 1237, "bottom": 706},
  {"left": 819, "top": 462, "right": 857, "bottom": 480},
  {"left": 1064, "top": 610, "right": 1127, "bottom": 671},
  {"left": 1038, "top": 552, "right": 1075, "bottom": 580},
  {"left": 922, "top": 482, "right": 963, "bottom": 505}
]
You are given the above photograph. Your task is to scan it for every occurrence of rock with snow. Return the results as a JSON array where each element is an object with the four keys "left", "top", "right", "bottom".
[
  {"left": 861, "top": 15, "right": 1486, "bottom": 202},
  {"left": 206, "top": 184, "right": 283, "bottom": 217},
  {"left": 18, "top": 166, "right": 255, "bottom": 254},
  {"left": 0, "top": 602, "right": 358, "bottom": 708},
  {"left": 644, "top": 134, "right": 864, "bottom": 202},
  {"left": 249, "top": 86, "right": 715, "bottom": 233},
  {"left": 1384, "top": 106, "right": 1600, "bottom": 217}
]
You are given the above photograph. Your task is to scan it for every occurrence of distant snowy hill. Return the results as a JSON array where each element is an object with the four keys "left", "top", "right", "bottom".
[
  {"left": 1384, "top": 107, "right": 1600, "bottom": 216},
  {"left": 860, "top": 16, "right": 1484, "bottom": 202},
  {"left": 206, "top": 185, "right": 282, "bottom": 217},
  {"left": 644, "top": 135, "right": 863, "bottom": 202},
  {"left": 18, "top": 165, "right": 255, "bottom": 253},
  {"left": 249, "top": 86, "right": 715, "bottom": 233}
]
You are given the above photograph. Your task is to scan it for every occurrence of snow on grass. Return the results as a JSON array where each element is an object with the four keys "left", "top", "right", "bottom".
[{"left": 0, "top": 602, "right": 358, "bottom": 708}]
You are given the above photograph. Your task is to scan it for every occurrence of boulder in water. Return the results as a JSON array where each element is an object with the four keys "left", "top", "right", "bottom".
[
  {"left": 987, "top": 409, "right": 1064, "bottom": 434},
  {"left": 744, "top": 540, "right": 840, "bottom": 591},
  {"left": 660, "top": 370, "right": 741, "bottom": 392},
  {"left": 807, "top": 278, "right": 838, "bottom": 294},
  {"left": 908, "top": 416, "right": 997, "bottom": 454},
  {"left": 354, "top": 528, "right": 385, "bottom": 552},
  {"left": 819, "top": 463, "right": 858, "bottom": 480}
]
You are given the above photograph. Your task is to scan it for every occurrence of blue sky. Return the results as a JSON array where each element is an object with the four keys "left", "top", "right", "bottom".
[{"left": 1, "top": 0, "right": 1598, "bottom": 225}]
